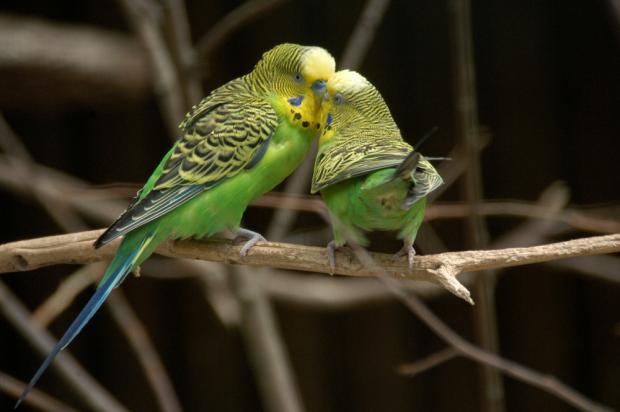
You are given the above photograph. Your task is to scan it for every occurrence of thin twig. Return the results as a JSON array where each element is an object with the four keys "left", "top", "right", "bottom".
[
  {"left": 142, "top": 260, "right": 458, "bottom": 308},
  {"left": 31, "top": 264, "right": 101, "bottom": 328},
  {"left": 397, "top": 347, "right": 459, "bottom": 377},
  {"left": 0, "top": 14, "right": 149, "bottom": 108},
  {"left": 116, "top": 0, "right": 185, "bottom": 140},
  {"left": 106, "top": 291, "right": 183, "bottom": 412},
  {"left": 448, "top": 0, "right": 504, "bottom": 408},
  {"left": 0, "top": 115, "right": 87, "bottom": 232},
  {"left": 0, "top": 370, "right": 79, "bottom": 412},
  {"left": 2, "top": 153, "right": 617, "bottom": 236},
  {"left": 0, "top": 127, "right": 181, "bottom": 409},
  {"left": 0, "top": 281, "right": 127, "bottom": 412},
  {"left": 344, "top": 241, "right": 613, "bottom": 412},
  {"left": 228, "top": 1, "right": 395, "bottom": 404},
  {"left": 340, "top": 0, "right": 392, "bottom": 69},
  {"left": 195, "top": 0, "right": 291, "bottom": 71},
  {"left": 161, "top": 0, "right": 203, "bottom": 104},
  {"left": 391, "top": 283, "right": 613, "bottom": 412},
  {"left": 392, "top": 279, "right": 612, "bottom": 411},
  {"left": 229, "top": 265, "right": 304, "bottom": 412},
  {"left": 427, "top": 130, "right": 492, "bottom": 203},
  {"left": 225, "top": 142, "right": 317, "bottom": 412},
  {"left": 2, "top": 230, "right": 620, "bottom": 303}
]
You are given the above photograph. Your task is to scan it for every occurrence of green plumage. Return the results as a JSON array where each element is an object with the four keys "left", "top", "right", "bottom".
[
  {"left": 17, "top": 43, "right": 335, "bottom": 406},
  {"left": 312, "top": 70, "right": 443, "bottom": 269}
]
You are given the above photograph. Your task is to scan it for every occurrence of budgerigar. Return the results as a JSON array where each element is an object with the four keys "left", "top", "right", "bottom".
[
  {"left": 311, "top": 70, "right": 443, "bottom": 272},
  {"left": 17, "top": 43, "right": 335, "bottom": 406}
]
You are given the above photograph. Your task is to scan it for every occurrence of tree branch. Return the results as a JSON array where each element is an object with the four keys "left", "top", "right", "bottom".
[
  {"left": 0, "top": 14, "right": 149, "bottom": 108},
  {"left": 0, "top": 370, "right": 79, "bottom": 412},
  {"left": 106, "top": 291, "right": 183, "bottom": 412},
  {"left": 1, "top": 230, "right": 619, "bottom": 303},
  {"left": 116, "top": 0, "right": 186, "bottom": 140},
  {"left": 0, "top": 281, "right": 127, "bottom": 412},
  {"left": 195, "top": 0, "right": 291, "bottom": 70},
  {"left": 340, "top": 0, "right": 392, "bottom": 69}
]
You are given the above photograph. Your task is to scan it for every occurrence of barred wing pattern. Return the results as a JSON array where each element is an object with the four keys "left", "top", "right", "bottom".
[
  {"left": 311, "top": 128, "right": 413, "bottom": 193},
  {"left": 95, "top": 79, "right": 278, "bottom": 247}
]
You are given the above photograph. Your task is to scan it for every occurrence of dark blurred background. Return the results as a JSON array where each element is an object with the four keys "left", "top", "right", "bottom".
[{"left": 1, "top": 0, "right": 619, "bottom": 411}]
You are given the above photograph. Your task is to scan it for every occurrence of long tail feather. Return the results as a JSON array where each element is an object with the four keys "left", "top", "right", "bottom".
[{"left": 15, "top": 231, "right": 156, "bottom": 408}]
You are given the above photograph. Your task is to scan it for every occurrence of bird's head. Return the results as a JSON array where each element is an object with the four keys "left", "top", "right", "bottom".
[
  {"left": 250, "top": 44, "right": 335, "bottom": 130},
  {"left": 318, "top": 69, "right": 399, "bottom": 146}
]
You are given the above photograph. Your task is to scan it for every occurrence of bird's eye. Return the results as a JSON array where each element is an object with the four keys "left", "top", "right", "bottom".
[
  {"left": 294, "top": 73, "right": 304, "bottom": 83},
  {"left": 333, "top": 93, "right": 345, "bottom": 105}
]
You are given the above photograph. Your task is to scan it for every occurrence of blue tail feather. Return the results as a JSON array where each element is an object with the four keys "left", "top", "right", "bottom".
[{"left": 15, "top": 232, "right": 153, "bottom": 408}]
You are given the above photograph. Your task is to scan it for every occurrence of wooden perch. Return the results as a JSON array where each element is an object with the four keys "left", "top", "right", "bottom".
[{"left": 1, "top": 230, "right": 618, "bottom": 304}]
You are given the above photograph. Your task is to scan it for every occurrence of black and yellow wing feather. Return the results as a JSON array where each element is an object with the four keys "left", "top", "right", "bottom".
[
  {"left": 95, "top": 79, "right": 279, "bottom": 247},
  {"left": 311, "top": 126, "right": 412, "bottom": 193}
]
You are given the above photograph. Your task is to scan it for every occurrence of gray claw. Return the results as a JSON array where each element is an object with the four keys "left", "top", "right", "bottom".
[
  {"left": 394, "top": 242, "right": 416, "bottom": 272},
  {"left": 236, "top": 228, "right": 266, "bottom": 257},
  {"left": 326, "top": 240, "right": 337, "bottom": 275}
]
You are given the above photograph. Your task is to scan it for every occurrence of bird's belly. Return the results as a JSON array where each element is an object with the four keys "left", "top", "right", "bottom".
[{"left": 353, "top": 199, "right": 411, "bottom": 231}]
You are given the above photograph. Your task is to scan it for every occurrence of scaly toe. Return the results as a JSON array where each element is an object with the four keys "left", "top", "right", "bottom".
[
  {"left": 326, "top": 240, "right": 338, "bottom": 275},
  {"left": 393, "top": 244, "right": 416, "bottom": 273},
  {"left": 236, "top": 228, "right": 266, "bottom": 257}
]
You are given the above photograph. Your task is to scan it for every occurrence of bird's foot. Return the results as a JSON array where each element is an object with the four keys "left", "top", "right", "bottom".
[
  {"left": 326, "top": 240, "right": 339, "bottom": 275},
  {"left": 393, "top": 242, "right": 416, "bottom": 272},
  {"left": 235, "top": 228, "right": 266, "bottom": 257}
]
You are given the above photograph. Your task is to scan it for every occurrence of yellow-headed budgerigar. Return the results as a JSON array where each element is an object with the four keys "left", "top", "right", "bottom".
[
  {"left": 312, "top": 70, "right": 443, "bottom": 272},
  {"left": 17, "top": 43, "right": 335, "bottom": 406}
]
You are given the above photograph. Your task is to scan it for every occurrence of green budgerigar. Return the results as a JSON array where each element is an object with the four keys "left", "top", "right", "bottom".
[
  {"left": 312, "top": 70, "right": 443, "bottom": 272},
  {"left": 17, "top": 43, "right": 335, "bottom": 406}
]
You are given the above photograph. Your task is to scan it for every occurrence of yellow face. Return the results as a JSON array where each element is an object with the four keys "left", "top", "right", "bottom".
[
  {"left": 253, "top": 44, "right": 335, "bottom": 132},
  {"left": 318, "top": 70, "right": 395, "bottom": 145},
  {"left": 319, "top": 70, "right": 374, "bottom": 144}
]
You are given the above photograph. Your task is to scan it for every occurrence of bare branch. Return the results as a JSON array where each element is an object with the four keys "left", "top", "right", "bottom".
[
  {"left": 0, "top": 370, "right": 79, "bottom": 412},
  {"left": 389, "top": 281, "right": 613, "bottom": 412},
  {"left": 195, "top": 0, "right": 291, "bottom": 68},
  {"left": 2, "top": 153, "right": 616, "bottom": 237},
  {"left": 449, "top": 0, "right": 504, "bottom": 404},
  {"left": 226, "top": 136, "right": 316, "bottom": 412},
  {"left": 161, "top": 0, "right": 203, "bottom": 104},
  {"left": 0, "top": 281, "right": 127, "bottom": 412},
  {"left": 1, "top": 230, "right": 619, "bottom": 303},
  {"left": 343, "top": 242, "right": 613, "bottom": 412},
  {"left": 116, "top": 0, "right": 186, "bottom": 139},
  {"left": 106, "top": 291, "right": 183, "bottom": 412},
  {"left": 142, "top": 258, "right": 456, "bottom": 308},
  {"left": 31, "top": 264, "right": 101, "bottom": 328},
  {"left": 340, "top": 0, "right": 392, "bottom": 69},
  {"left": 226, "top": 0, "right": 396, "bottom": 404},
  {"left": 397, "top": 348, "right": 459, "bottom": 377},
  {"left": 0, "top": 115, "right": 88, "bottom": 232},
  {"left": 0, "top": 131, "right": 182, "bottom": 410},
  {"left": 427, "top": 202, "right": 620, "bottom": 235},
  {"left": 0, "top": 14, "right": 149, "bottom": 108}
]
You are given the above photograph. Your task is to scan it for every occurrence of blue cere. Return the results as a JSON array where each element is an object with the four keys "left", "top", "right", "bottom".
[{"left": 288, "top": 95, "right": 304, "bottom": 106}]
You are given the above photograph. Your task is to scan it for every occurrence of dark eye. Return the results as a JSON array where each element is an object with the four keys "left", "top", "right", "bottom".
[
  {"left": 333, "top": 93, "right": 345, "bottom": 105},
  {"left": 294, "top": 73, "right": 304, "bottom": 83}
]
